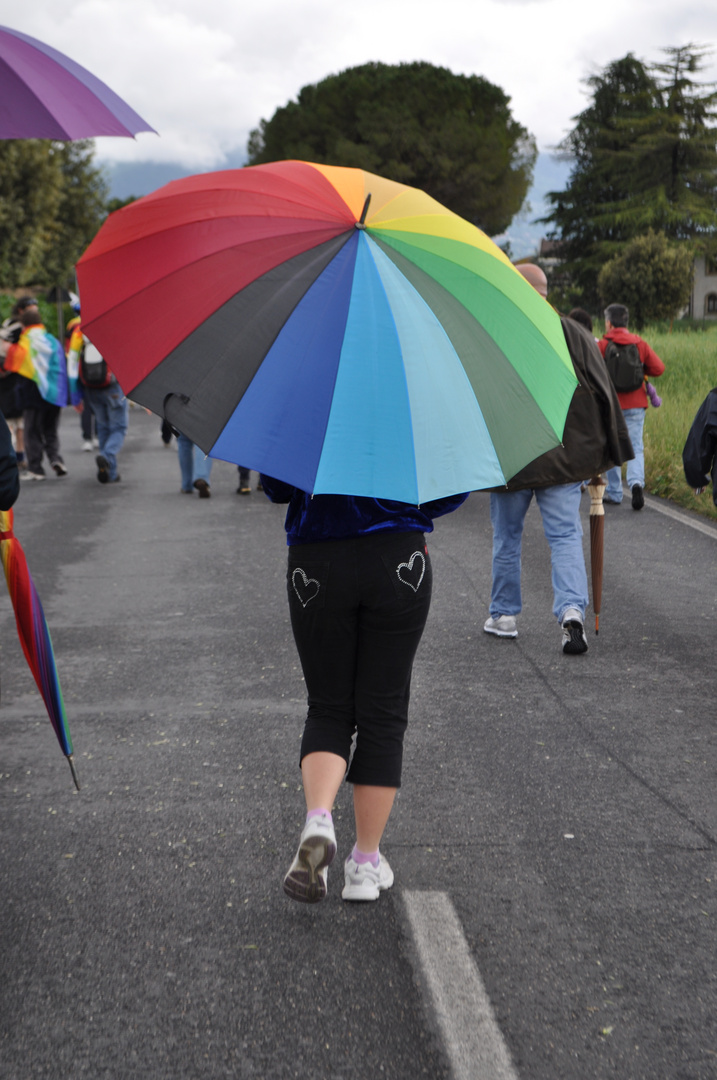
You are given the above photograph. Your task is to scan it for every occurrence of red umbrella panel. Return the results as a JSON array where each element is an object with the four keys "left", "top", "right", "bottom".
[{"left": 0, "top": 509, "right": 79, "bottom": 789}]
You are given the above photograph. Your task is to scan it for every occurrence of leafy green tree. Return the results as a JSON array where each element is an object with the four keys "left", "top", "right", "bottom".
[
  {"left": 0, "top": 139, "right": 107, "bottom": 288},
  {"left": 106, "top": 194, "right": 138, "bottom": 215},
  {"left": 544, "top": 45, "right": 717, "bottom": 305},
  {"left": 597, "top": 230, "right": 694, "bottom": 328},
  {"left": 248, "top": 61, "right": 536, "bottom": 236},
  {"left": 0, "top": 140, "right": 62, "bottom": 285}
]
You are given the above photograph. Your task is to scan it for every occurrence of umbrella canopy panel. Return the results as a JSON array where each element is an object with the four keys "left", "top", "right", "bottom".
[
  {"left": 0, "top": 25, "right": 155, "bottom": 140},
  {"left": 78, "top": 161, "right": 577, "bottom": 502},
  {"left": 0, "top": 509, "right": 79, "bottom": 788}
]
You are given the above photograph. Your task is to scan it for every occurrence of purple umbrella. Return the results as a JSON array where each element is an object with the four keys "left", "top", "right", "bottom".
[{"left": 0, "top": 24, "right": 156, "bottom": 140}]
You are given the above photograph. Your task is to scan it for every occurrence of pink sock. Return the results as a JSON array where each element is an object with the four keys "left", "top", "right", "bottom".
[
  {"left": 352, "top": 844, "right": 379, "bottom": 867},
  {"left": 306, "top": 808, "right": 332, "bottom": 823}
]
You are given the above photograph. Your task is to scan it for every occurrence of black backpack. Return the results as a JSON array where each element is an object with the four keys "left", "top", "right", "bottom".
[
  {"left": 603, "top": 340, "right": 644, "bottom": 393},
  {"left": 79, "top": 339, "right": 111, "bottom": 388}
]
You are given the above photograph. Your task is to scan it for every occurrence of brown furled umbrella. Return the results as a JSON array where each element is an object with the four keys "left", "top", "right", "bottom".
[{"left": 587, "top": 475, "right": 606, "bottom": 633}]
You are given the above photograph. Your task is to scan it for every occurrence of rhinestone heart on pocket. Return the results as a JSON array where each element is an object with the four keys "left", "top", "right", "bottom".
[
  {"left": 292, "top": 567, "right": 321, "bottom": 607},
  {"left": 396, "top": 551, "right": 425, "bottom": 593}
]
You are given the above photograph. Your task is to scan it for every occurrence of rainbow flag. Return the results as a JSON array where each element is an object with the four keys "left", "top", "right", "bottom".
[{"left": 4, "top": 324, "right": 81, "bottom": 406}]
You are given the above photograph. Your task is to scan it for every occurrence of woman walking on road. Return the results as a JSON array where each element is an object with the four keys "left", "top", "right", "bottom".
[{"left": 261, "top": 477, "right": 467, "bottom": 904}]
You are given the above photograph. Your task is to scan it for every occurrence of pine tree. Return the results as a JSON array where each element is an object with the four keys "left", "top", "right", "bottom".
[{"left": 543, "top": 46, "right": 717, "bottom": 306}]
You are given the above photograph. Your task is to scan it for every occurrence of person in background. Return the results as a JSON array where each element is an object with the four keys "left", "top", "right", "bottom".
[
  {"left": 65, "top": 299, "right": 96, "bottom": 452},
  {"left": 683, "top": 387, "right": 717, "bottom": 507},
  {"left": 237, "top": 466, "right": 263, "bottom": 495},
  {"left": 67, "top": 317, "right": 128, "bottom": 484},
  {"left": 177, "top": 434, "right": 212, "bottom": 497},
  {"left": 262, "top": 476, "right": 467, "bottom": 905},
  {"left": 0, "top": 297, "right": 34, "bottom": 471},
  {"left": 0, "top": 411, "right": 20, "bottom": 509},
  {"left": 1, "top": 305, "right": 72, "bottom": 481},
  {"left": 598, "top": 303, "right": 665, "bottom": 510},
  {"left": 567, "top": 307, "right": 595, "bottom": 336},
  {"left": 483, "top": 264, "right": 632, "bottom": 655}
]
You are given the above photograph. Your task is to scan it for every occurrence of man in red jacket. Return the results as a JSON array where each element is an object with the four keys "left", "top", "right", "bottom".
[{"left": 599, "top": 303, "right": 665, "bottom": 510}]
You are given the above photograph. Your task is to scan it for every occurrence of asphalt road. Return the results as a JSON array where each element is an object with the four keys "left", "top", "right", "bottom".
[{"left": 1, "top": 408, "right": 715, "bottom": 1080}]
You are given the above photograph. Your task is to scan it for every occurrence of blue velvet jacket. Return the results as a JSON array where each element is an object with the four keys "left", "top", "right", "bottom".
[{"left": 261, "top": 476, "right": 468, "bottom": 546}]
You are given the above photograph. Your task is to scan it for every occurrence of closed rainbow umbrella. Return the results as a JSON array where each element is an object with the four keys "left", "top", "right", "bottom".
[
  {"left": 78, "top": 161, "right": 577, "bottom": 502},
  {"left": 0, "top": 509, "right": 79, "bottom": 790}
]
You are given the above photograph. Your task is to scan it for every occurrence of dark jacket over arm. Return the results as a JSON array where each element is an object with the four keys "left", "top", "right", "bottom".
[
  {"left": 0, "top": 413, "right": 19, "bottom": 510},
  {"left": 492, "top": 316, "right": 634, "bottom": 492},
  {"left": 683, "top": 388, "right": 717, "bottom": 507}
]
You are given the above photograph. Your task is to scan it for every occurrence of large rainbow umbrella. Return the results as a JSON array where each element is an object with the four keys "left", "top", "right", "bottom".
[
  {"left": 0, "top": 24, "right": 155, "bottom": 140},
  {"left": 77, "top": 161, "right": 578, "bottom": 502},
  {"left": 0, "top": 509, "right": 79, "bottom": 790}
]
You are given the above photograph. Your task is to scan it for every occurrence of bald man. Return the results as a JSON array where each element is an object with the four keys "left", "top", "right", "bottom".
[
  {"left": 483, "top": 262, "right": 632, "bottom": 654},
  {"left": 515, "top": 262, "right": 548, "bottom": 297}
]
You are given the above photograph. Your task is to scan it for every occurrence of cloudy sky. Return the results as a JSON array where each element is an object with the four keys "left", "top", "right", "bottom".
[{"left": 3, "top": 0, "right": 717, "bottom": 249}]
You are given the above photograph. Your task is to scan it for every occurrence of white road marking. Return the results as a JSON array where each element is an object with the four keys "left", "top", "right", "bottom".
[
  {"left": 644, "top": 495, "right": 717, "bottom": 539},
  {"left": 612, "top": 484, "right": 717, "bottom": 538},
  {"left": 403, "top": 891, "right": 518, "bottom": 1080}
]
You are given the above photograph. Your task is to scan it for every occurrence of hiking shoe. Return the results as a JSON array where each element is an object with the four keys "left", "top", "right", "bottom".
[
  {"left": 483, "top": 614, "right": 518, "bottom": 638},
  {"left": 51, "top": 460, "right": 68, "bottom": 477},
  {"left": 194, "top": 478, "right": 211, "bottom": 498},
  {"left": 283, "top": 813, "right": 337, "bottom": 904},
  {"left": 562, "top": 616, "right": 588, "bottom": 655},
  {"left": 96, "top": 455, "right": 110, "bottom": 483},
  {"left": 631, "top": 484, "right": 644, "bottom": 511},
  {"left": 342, "top": 853, "right": 394, "bottom": 902}
]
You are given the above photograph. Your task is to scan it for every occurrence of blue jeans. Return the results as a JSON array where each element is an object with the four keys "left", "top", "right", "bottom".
[
  {"left": 489, "top": 484, "right": 588, "bottom": 624},
  {"left": 86, "top": 384, "right": 128, "bottom": 481},
  {"left": 177, "top": 434, "right": 212, "bottom": 491},
  {"left": 605, "top": 408, "right": 645, "bottom": 500}
]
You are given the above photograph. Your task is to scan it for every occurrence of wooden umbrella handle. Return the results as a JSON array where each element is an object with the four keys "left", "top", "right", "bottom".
[{"left": 587, "top": 475, "right": 606, "bottom": 516}]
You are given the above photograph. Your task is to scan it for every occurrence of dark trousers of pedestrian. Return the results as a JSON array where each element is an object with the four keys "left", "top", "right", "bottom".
[
  {"left": 24, "top": 404, "right": 62, "bottom": 475},
  {"left": 80, "top": 386, "right": 95, "bottom": 441},
  {"left": 286, "top": 530, "right": 433, "bottom": 789}
]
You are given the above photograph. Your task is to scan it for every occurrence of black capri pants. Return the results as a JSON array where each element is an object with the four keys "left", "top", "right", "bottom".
[{"left": 287, "top": 530, "right": 433, "bottom": 788}]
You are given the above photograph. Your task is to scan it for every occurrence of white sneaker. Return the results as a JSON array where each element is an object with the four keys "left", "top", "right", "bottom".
[
  {"left": 283, "top": 813, "right": 336, "bottom": 904},
  {"left": 342, "top": 853, "right": 394, "bottom": 901},
  {"left": 81, "top": 440, "right": 93, "bottom": 452},
  {"left": 483, "top": 614, "right": 517, "bottom": 638}
]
